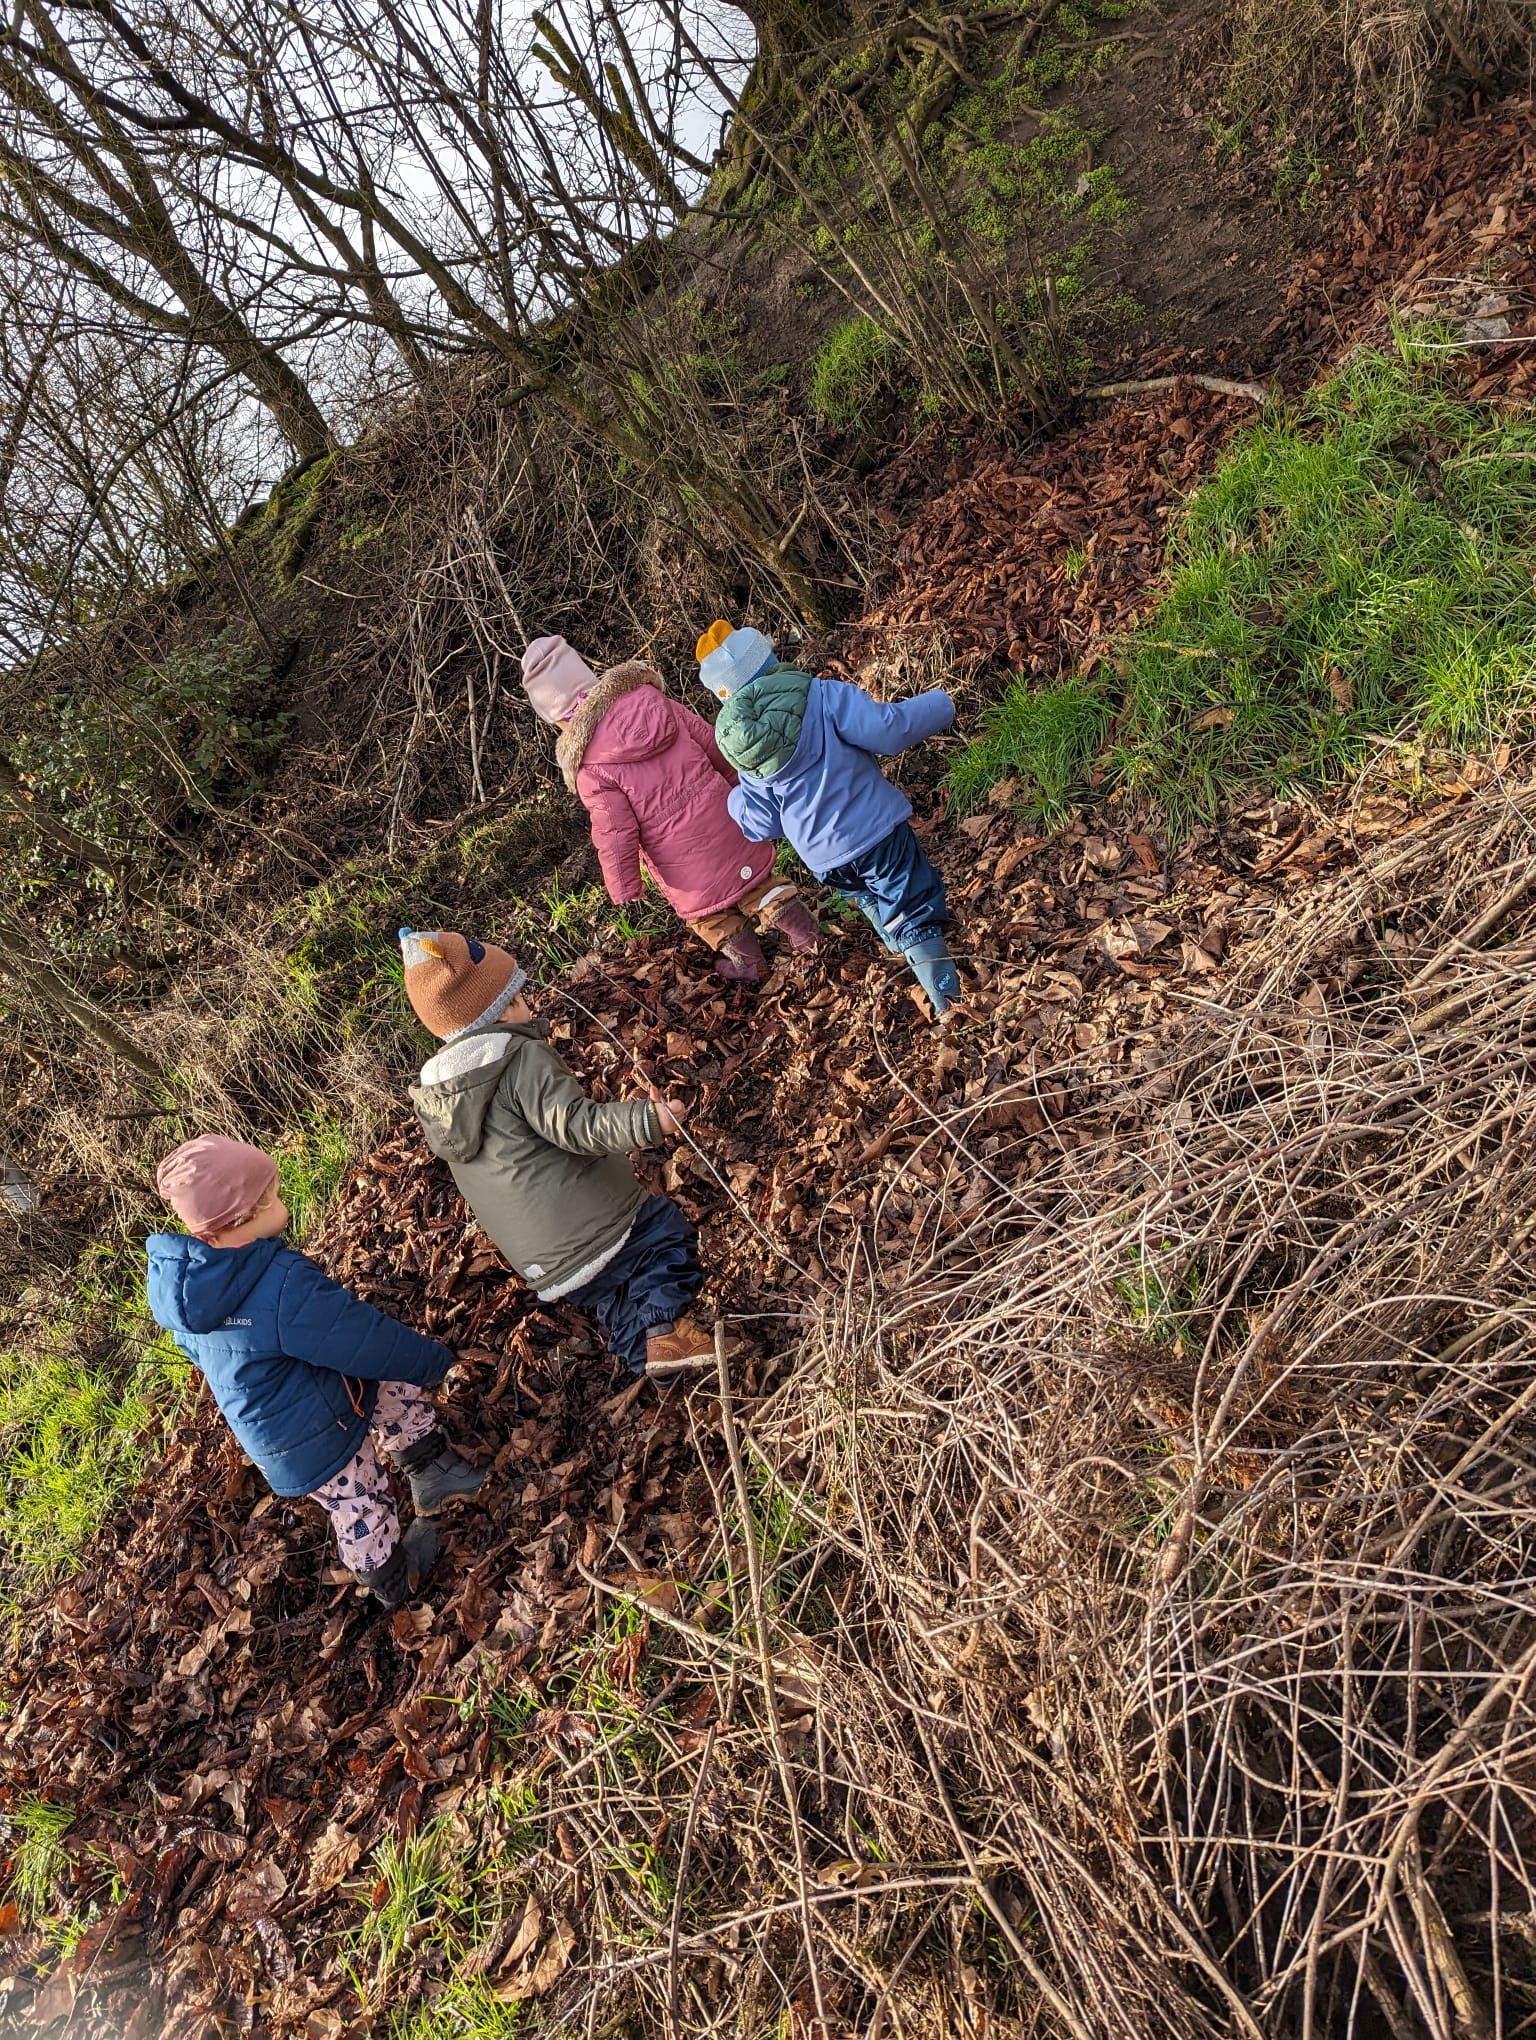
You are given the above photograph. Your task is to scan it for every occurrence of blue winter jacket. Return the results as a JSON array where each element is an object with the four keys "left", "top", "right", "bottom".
[
  {"left": 725, "top": 679, "right": 954, "bottom": 877},
  {"left": 145, "top": 1233, "right": 453, "bottom": 1497}
]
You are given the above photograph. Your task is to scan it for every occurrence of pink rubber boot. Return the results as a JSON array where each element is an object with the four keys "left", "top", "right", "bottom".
[
  {"left": 771, "top": 900, "right": 822, "bottom": 953},
  {"left": 714, "top": 929, "right": 766, "bottom": 983}
]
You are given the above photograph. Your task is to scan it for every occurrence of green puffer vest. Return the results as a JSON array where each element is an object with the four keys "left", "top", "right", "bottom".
[{"left": 714, "top": 662, "right": 813, "bottom": 777}]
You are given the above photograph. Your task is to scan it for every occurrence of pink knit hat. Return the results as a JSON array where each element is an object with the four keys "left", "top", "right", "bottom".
[
  {"left": 157, "top": 1135, "right": 279, "bottom": 1239},
  {"left": 522, "top": 635, "right": 599, "bottom": 724}
]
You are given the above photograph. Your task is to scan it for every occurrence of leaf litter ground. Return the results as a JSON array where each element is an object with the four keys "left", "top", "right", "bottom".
[{"left": 0, "top": 770, "right": 1460, "bottom": 2036}]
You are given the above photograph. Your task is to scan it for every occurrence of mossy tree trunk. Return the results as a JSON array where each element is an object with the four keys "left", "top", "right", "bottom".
[{"left": 735, "top": 0, "right": 852, "bottom": 61}]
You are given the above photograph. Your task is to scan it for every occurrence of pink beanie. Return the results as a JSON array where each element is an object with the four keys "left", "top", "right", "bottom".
[
  {"left": 522, "top": 636, "right": 600, "bottom": 724},
  {"left": 157, "top": 1135, "right": 279, "bottom": 1238}
]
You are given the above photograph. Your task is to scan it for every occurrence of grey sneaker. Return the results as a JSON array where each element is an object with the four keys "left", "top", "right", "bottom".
[
  {"left": 354, "top": 1517, "right": 439, "bottom": 1608},
  {"left": 388, "top": 1429, "right": 486, "bottom": 1516}
]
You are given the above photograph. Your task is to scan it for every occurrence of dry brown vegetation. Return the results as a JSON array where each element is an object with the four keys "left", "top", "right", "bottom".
[
  {"left": 1220, "top": 0, "right": 1535, "bottom": 137},
  {"left": 7, "top": 7, "right": 1536, "bottom": 2034},
  {"left": 17, "top": 757, "right": 1536, "bottom": 2038}
]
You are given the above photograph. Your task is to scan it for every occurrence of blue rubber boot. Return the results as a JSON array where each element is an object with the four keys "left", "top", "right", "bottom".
[
  {"left": 906, "top": 935, "right": 962, "bottom": 1019},
  {"left": 850, "top": 894, "right": 903, "bottom": 953}
]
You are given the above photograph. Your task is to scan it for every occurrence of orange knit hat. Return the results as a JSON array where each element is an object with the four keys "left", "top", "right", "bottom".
[
  {"left": 695, "top": 618, "right": 734, "bottom": 663},
  {"left": 398, "top": 928, "right": 526, "bottom": 1039}
]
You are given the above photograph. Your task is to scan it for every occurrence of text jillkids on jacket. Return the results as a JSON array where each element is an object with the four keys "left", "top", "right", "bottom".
[
  {"left": 697, "top": 621, "right": 965, "bottom": 1020},
  {"left": 399, "top": 926, "right": 722, "bottom": 1382},
  {"left": 145, "top": 1134, "right": 483, "bottom": 1607},
  {"left": 521, "top": 633, "right": 822, "bottom": 985}
]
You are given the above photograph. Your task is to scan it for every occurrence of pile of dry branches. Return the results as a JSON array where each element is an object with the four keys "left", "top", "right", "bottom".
[{"left": 544, "top": 773, "right": 1536, "bottom": 2038}]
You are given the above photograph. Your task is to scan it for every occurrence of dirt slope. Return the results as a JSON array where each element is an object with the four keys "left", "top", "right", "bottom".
[{"left": 0, "top": 748, "right": 1471, "bottom": 2036}]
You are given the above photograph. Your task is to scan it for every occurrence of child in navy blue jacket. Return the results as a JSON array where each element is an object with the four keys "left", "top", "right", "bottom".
[
  {"left": 145, "top": 1134, "right": 482, "bottom": 1606},
  {"left": 698, "top": 620, "right": 964, "bottom": 1018}
]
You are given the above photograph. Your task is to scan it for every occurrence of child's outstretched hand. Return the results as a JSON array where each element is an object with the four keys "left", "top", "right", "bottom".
[{"left": 649, "top": 1084, "right": 688, "bottom": 1138}]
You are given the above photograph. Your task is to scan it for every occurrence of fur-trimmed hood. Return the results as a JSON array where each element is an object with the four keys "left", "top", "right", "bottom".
[
  {"left": 560, "top": 662, "right": 777, "bottom": 922},
  {"left": 555, "top": 662, "right": 663, "bottom": 790}
]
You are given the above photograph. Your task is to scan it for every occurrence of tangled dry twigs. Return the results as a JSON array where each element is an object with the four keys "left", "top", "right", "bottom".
[{"left": 546, "top": 776, "right": 1536, "bottom": 2037}]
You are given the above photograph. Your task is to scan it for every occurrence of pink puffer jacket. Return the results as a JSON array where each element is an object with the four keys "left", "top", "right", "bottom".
[{"left": 557, "top": 664, "right": 775, "bottom": 921}]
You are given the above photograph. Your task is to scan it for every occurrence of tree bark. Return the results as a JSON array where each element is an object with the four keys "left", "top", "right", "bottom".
[
  {"left": 733, "top": 0, "right": 851, "bottom": 61},
  {"left": 0, "top": 754, "right": 121, "bottom": 882},
  {"left": 0, "top": 905, "right": 163, "bottom": 1078}
]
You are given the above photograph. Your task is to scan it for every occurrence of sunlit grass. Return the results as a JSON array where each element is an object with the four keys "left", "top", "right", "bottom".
[
  {"left": 948, "top": 332, "right": 1536, "bottom": 831},
  {"left": 0, "top": 1275, "right": 191, "bottom": 1610}
]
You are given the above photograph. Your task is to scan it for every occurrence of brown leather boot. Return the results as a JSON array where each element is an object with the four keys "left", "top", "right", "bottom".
[{"left": 646, "top": 1316, "right": 717, "bottom": 1377}]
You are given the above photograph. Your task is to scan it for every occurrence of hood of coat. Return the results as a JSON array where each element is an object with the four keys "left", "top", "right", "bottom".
[
  {"left": 411, "top": 1020, "right": 543, "bottom": 1164},
  {"left": 714, "top": 662, "right": 813, "bottom": 777},
  {"left": 555, "top": 664, "right": 665, "bottom": 790},
  {"left": 145, "top": 1232, "right": 285, "bottom": 1336}
]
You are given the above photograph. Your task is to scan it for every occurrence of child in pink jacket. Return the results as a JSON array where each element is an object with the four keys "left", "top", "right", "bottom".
[{"left": 521, "top": 635, "right": 821, "bottom": 983}]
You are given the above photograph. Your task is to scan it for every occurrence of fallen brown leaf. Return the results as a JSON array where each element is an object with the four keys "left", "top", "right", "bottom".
[
  {"left": 306, "top": 1820, "right": 361, "bottom": 1896},
  {"left": 226, "top": 1857, "right": 289, "bottom": 1923}
]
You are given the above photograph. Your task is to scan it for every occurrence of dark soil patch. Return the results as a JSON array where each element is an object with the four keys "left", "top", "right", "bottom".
[{"left": 1078, "top": 0, "right": 1320, "bottom": 381}]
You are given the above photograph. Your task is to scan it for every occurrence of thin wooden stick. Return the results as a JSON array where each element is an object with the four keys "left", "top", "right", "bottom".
[{"left": 666, "top": 1721, "right": 715, "bottom": 2040}]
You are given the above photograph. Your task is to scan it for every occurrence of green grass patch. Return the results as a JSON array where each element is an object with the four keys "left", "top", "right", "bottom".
[
  {"left": 946, "top": 677, "right": 1112, "bottom": 821},
  {"left": 277, "top": 1110, "right": 356, "bottom": 1239},
  {"left": 4, "top": 1795, "right": 75, "bottom": 1926},
  {"left": 1111, "top": 334, "right": 1536, "bottom": 830},
  {"left": 949, "top": 334, "right": 1536, "bottom": 830},
  {"left": 0, "top": 1275, "right": 191, "bottom": 1611},
  {"left": 345, "top": 1804, "right": 541, "bottom": 2032},
  {"left": 809, "top": 315, "right": 902, "bottom": 429}
]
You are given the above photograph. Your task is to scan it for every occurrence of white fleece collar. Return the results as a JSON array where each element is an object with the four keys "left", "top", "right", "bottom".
[{"left": 419, "top": 1032, "right": 511, "bottom": 1086}]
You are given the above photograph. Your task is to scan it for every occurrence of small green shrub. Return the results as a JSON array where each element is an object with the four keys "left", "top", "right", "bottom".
[
  {"left": 808, "top": 316, "right": 901, "bottom": 429},
  {"left": 1081, "top": 164, "right": 1132, "bottom": 223},
  {"left": 10, "top": 635, "right": 283, "bottom": 864}
]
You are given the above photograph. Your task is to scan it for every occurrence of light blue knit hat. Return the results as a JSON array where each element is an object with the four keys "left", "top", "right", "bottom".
[{"left": 697, "top": 623, "right": 776, "bottom": 703}]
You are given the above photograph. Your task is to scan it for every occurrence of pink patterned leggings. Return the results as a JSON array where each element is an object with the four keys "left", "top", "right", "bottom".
[{"left": 310, "top": 1380, "right": 437, "bottom": 1572}]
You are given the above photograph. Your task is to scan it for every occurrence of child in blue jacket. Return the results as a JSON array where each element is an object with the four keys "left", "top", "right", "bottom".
[
  {"left": 697, "top": 620, "right": 964, "bottom": 1017},
  {"left": 145, "top": 1134, "right": 482, "bottom": 1606}
]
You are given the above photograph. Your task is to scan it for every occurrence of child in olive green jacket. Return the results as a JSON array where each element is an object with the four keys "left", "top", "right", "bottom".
[{"left": 400, "top": 928, "right": 714, "bottom": 1377}]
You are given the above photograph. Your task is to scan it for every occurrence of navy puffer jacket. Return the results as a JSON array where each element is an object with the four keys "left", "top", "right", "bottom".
[{"left": 145, "top": 1234, "right": 452, "bottom": 1496}]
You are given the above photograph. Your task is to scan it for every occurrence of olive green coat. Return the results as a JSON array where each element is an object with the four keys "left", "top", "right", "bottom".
[{"left": 410, "top": 1019, "right": 659, "bottom": 1299}]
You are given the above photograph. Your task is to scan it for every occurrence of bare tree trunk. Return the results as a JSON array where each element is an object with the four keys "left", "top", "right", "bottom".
[
  {"left": 0, "top": 754, "right": 120, "bottom": 883},
  {"left": 735, "top": 0, "right": 851, "bottom": 62},
  {"left": 144, "top": 240, "right": 334, "bottom": 461},
  {"left": 0, "top": 904, "right": 163, "bottom": 1078}
]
